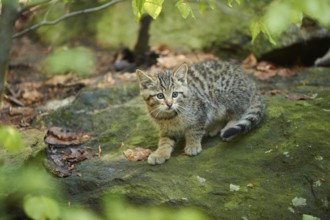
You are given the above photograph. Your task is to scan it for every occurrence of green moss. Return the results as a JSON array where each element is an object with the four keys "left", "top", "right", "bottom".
[{"left": 36, "top": 68, "right": 330, "bottom": 219}]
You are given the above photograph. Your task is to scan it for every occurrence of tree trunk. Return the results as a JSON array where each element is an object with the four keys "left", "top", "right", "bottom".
[
  {"left": 133, "top": 14, "right": 153, "bottom": 67},
  {"left": 0, "top": 0, "right": 19, "bottom": 108}
]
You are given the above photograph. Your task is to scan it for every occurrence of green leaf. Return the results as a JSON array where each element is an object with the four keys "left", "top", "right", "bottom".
[
  {"left": 301, "top": 0, "right": 330, "bottom": 26},
  {"left": 198, "top": 2, "right": 207, "bottom": 15},
  {"left": 175, "top": 0, "right": 195, "bottom": 19},
  {"left": 23, "top": 196, "right": 60, "bottom": 220},
  {"left": 250, "top": 19, "right": 276, "bottom": 45},
  {"left": 208, "top": 0, "right": 216, "bottom": 10},
  {"left": 132, "top": 0, "right": 145, "bottom": 20},
  {"left": 227, "top": 0, "right": 233, "bottom": 7},
  {"left": 261, "top": 23, "right": 276, "bottom": 45},
  {"left": 249, "top": 20, "right": 262, "bottom": 44},
  {"left": 143, "top": 0, "right": 164, "bottom": 19},
  {"left": 0, "top": 126, "right": 23, "bottom": 153},
  {"left": 264, "top": 1, "right": 295, "bottom": 37},
  {"left": 227, "top": 0, "right": 240, "bottom": 8},
  {"left": 198, "top": 0, "right": 216, "bottom": 13}
]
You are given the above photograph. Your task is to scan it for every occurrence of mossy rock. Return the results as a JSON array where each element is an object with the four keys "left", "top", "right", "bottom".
[{"left": 38, "top": 67, "right": 330, "bottom": 219}]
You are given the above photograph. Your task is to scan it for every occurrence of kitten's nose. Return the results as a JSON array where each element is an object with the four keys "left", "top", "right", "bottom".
[{"left": 166, "top": 101, "right": 173, "bottom": 108}]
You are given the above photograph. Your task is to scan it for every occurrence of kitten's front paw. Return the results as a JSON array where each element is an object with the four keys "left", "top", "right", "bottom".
[
  {"left": 184, "top": 145, "right": 202, "bottom": 156},
  {"left": 148, "top": 151, "right": 171, "bottom": 165}
]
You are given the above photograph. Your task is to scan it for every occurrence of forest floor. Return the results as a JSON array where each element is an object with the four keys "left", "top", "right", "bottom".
[{"left": 1, "top": 36, "right": 304, "bottom": 129}]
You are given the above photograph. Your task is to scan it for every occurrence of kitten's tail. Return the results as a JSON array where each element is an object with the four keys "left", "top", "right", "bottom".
[{"left": 221, "top": 94, "right": 265, "bottom": 141}]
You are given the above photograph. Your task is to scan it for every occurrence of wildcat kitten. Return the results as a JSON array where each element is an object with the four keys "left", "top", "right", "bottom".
[{"left": 136, "top": 59, "right": 265, "bottom": 165}]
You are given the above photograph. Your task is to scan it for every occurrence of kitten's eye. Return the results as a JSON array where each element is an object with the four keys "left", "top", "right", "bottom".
[
  {"left": 172, "top": 92, "right": 179, "bottom": 98},
  {"left": 156, "top": 93, "right": 164, "bottom": 99}
]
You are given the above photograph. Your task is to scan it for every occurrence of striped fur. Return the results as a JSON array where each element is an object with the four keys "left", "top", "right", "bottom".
[{"left": 136, "top": 60, "right": 265, "bottom": 165}]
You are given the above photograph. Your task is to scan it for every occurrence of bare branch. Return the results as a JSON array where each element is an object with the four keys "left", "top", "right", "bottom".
[{"left": 13, "top": 0, "right": 123, "bottom": 39}]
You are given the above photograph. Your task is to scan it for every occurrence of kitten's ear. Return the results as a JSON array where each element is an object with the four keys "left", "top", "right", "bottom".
[
  {"left": 173, "top": 63, "right": 188, "bottom": 84},
  {"left": 136, "top": 69, "right": 155, "bottom": 89}
]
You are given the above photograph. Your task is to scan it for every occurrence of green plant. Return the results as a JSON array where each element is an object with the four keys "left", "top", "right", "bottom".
[
  {"left": 251, "top": 0, "right": 330, "bottom": 44},
  {"left": 0, "top": 126, "right": 23, "bottom": 153}
]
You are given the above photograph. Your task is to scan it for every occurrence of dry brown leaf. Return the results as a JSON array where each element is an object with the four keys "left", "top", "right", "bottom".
[
  {"left": 123, "top": 147, "right": 152, "bottom": 161},
  {"left": 241, "top": 53, "right": 257, "bottom": 69},
  {"left": 45, "top": 74, "right": 77, "bottom": 86},
  {"left": 269, "top": 89, "right": 281, "bottom": 96},
  {"left": 44, "top": 127, "right": 91, "bottom": 147},
  {"left": 22, "top": 89, "right": 43, "bottom": 105},
  {"left": 247, "top": 183, "right": 257, "bottom": 188}
]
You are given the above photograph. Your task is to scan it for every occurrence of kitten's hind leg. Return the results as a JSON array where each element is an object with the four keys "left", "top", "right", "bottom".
[
  {"left": 208, "top": 127, "right": 221, "bottom": 137},
  {"left": 207, "top": 121, "right": 226, "bottom": 137},
  {"left": 184, "top": 129, "right": 204, "bottom": 156}
]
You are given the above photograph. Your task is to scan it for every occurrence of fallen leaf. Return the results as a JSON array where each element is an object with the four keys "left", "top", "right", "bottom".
[
  {"left": 123, "top": 147, "right": 152, "bottom": 161},
  {"left": 22, "top": 89, "right": 43, "bottom": 105},
  {"left": 292, "top": 197, "right": 307, "bottom": 207},
  {"left": 45, "top": 74, "right": 77, "bottom": 86},
  {"left": 269, "top": 89, "right": 281, "bottom": 96},
  {"left": 241, "top": 53, "right": 257, "bottom": 69},
  {"left": 247, "top": 183, "right": 256, "bottom": 188},
  {"left": 229, "top": 184, "right": 240, "bottom": 191},
  {"left": 241, "top": 59, "right": 304, "bottom": 80},
  {"left": 44, "top": 127, "right": 91, "bottom": 147},
  {"left": 46, "top": 146, "right": 97, "bottom": 177},
  {"left": 196, "top": 176, "right": 206, "bottom": 183}
]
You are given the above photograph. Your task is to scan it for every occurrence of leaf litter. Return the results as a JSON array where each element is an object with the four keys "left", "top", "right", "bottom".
[
  {"left": 123, "top": 147, "right": 152, "bottom": 161},
  {"left": 44, "top": 127, "right": 99, "bottom": 177},
  {"left": 241, "top": 53, "right": 304, "bottom": 80}
]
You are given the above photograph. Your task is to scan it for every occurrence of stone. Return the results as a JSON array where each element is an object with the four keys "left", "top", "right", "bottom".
[{"left": 36, "top": 67, "right": 330, "bottom": 219}]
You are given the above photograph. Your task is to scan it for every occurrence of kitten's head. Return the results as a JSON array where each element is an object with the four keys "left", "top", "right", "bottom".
[{"left": 136, "top": 64, "right": 188, "bottom": 119}]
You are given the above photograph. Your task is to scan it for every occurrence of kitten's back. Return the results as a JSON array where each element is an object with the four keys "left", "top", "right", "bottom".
[{"left": 187, "top": 60, "right": 264, "bottom": 140}]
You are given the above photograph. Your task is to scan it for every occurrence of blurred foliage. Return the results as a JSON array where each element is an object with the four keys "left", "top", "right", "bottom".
[
  {"left": 254, "top": 0, "right": 330, "bottom": 44},
  {"left": 226, "top": 0, "right": 240, "bottom": 8},
  {"left": 132, "top": 0, "right": 219, "bottom": 20},
  {"left": 132, "top": 0, "right": 164, "bottom": 20},
  {"left": 104, "top": 194, "right": 209, "bottom": 220},
  {"left": 0, "top": 126, "right": 23, "bottom": 153},
  {"left": 42, "top": 46, "right": 96, "bottom": 76},
  {"left": 23, "top": 195, "right": 60, "bottom": 220}
]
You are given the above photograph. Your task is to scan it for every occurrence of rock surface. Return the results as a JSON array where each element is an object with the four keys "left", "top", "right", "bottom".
[{"left": 36, "top": 67, "right": 330, "bottom": 219}]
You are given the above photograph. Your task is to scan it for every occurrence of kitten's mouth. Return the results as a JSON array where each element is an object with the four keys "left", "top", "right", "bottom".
[{"left": 151, "top": 108, "right": 178, "bottom": 120}]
